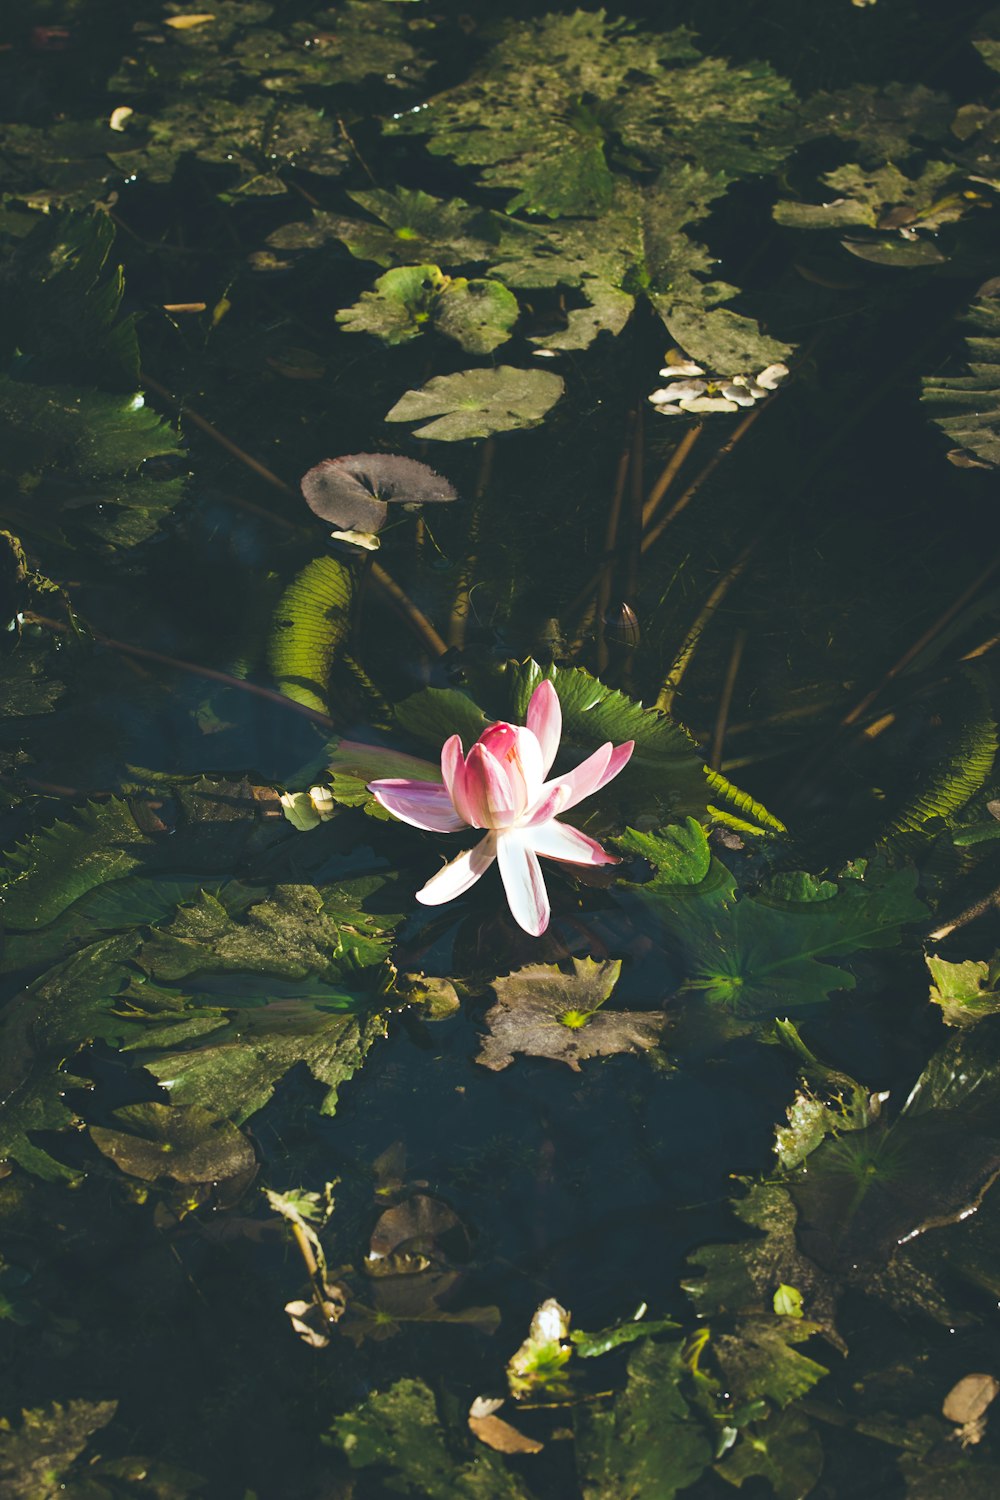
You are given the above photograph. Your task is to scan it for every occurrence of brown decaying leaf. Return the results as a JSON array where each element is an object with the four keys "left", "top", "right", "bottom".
[
  {"left": 942, "top": 1373, "right": 1000, "bottom": 1426},
  {"left": 368, "top": 1193, "right": 465, "bottom": 1260},
  {"left": 476, "top": 956, "right": 665, "bottom": 1072},
  {"left": 468, "top": 1403, "right": 544, "bottom": 1455}
]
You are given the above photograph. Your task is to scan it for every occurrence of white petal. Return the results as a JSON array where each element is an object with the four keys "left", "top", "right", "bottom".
[
  {"left": 369, "top": 779, "right": 466, "bottom": 832},
  {"left": 526, "top": 819, "right": 617, "bottom": 866},
  {"left": 497, "top": 832, "right": 550, "bottom": 936},
  {"left": 525, "top": 679, "right": 562, "bottom": 777},
  {"left": 416, "top": 833, "right": 497, "bottom": 905},
  {"left": 756, "top": 363, "right": 789, "bottom": 390},
  {"left": 719, "top": 383, "right": 756, "bottom": 406},
  {"left": 648, "top": 388, "right": 685, "bottom": 406},
  {"left": 680, "top": 395, "right": 740, "bottom": 413},
  {"left": 658, "top": 361, "right": 704, "bottom": 378},
  {"left": 658, "top": 380, "right": 706, "bottom": 401}
]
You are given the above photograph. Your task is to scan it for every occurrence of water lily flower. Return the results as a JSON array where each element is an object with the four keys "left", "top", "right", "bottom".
[{"left": 368, "top": 681, "right": 634, "bottom": 936}]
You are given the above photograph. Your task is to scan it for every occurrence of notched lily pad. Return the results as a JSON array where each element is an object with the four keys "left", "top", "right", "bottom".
[
  {"left": 90, "top": 1101, "right": 256, "bottom": 1186},
  {"left": 476, "top": 957, "right": 664, "bottom": 1072},
  {"left": 385, "top": 366, "right": 565, "bottom": 441}
]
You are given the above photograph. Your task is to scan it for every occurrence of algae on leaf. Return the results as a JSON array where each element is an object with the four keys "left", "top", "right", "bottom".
[
  {"left": 0, "top": 1400, "right": 117, "bottom": 1500},
  {"left": 270, "top": 189, "right": 499, "bottom": 269},
  {"left": 387, "top": 12, "right": 796, "bottom": 217}
]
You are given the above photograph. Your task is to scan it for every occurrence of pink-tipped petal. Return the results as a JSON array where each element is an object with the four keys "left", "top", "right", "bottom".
[
  {"left": 440, "top": 735, "right": 475, "bottom": 826},
  {"left": 369, "top": 778, "right": 467, "bottom": 832},
  {"left": 526, "top": 819, "right": 618, "bottom": 866},
  {"left": 557, "top": 739, "right": 634, "bottom": 811},
  {"left": 465, "top": 743, "right": 518, "bottom": 829},
  {"left": 416, "top": 832, "right": 497, "bottom": 905},
  {"left": 497, "top": 831, "right": 550, "bottom": 936},
  {"left": 524, "top": 781, "right": 570, "bottom": 826},
  {"left": 526, "top": 680, "right": 562, "bottom": 775}
]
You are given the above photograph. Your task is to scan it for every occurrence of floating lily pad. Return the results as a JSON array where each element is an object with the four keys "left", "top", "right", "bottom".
[
  {"left": 476, "top": 957, "right": 664, "bottom": 1072},
  {"left": 385, "top": 366, "right": 565, "bottom": 441},
  {"left": 301, "top": 453, "right": 456, "bottom": 536}
]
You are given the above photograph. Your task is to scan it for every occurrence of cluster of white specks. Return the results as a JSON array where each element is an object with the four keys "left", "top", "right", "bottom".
[{"left": 648, "top": 358, "right": 789, "bottom": 416}]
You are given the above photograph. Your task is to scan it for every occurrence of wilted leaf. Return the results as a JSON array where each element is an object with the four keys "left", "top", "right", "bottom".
[
  {"left": 468, "top": 1401, "right": 543, "bottom": 1455},
  {"left": 385, "top": 366, "right": 564, "bottom": 441},
  {"left": 942, "top": 1374, "right": 1000, "bottom": 1427},
  {"left": 476, "top": 957, "right": 664, "bottom": 1072},
  {"left": 301, "top": 453, "right": 456, "bottom": 536}
]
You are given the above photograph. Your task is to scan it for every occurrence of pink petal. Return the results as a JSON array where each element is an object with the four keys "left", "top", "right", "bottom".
[
  {"left": 477, "top": 723, "right": 543, "bottom": 811},
  {"left": 556, "top": 740, "right": 634, "bottom": 812},
  {"left": 465, "top": 743, "right": 518, "bottom": 828},
  {"left": 524, "top": 782, "right": 570, "bottom": 826},
  {"left": 526, "top": 819, "right": 618, "bottom": 866},
  {"left": 369, "top": 778, "right": 467, "bottom": 832},
  {"left": 416, "top": 833, "right": 497, "bottom": 905},
  {"left": 526, "top": 680, "right": 562, "bottom": 775},
  {"left": 440, "top": 735, "right": 475, "bottom": 825},
  {"left": 497, "top": 831, "right": 550, "bottom": 936}
]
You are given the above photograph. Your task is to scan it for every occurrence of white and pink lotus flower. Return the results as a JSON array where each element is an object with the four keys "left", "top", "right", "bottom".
[{"left": 368, "top": 680, "right": 634, "bottom": 937}]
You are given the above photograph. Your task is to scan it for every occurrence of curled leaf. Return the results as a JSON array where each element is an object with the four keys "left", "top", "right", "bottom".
[{"left": 301, "top": 452, "right": 456, "bottom": 537}]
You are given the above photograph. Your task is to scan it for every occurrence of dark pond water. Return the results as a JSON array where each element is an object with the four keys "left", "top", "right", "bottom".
[{"left": 1, "top": 2, "right": 1000, "bottom": 1497}]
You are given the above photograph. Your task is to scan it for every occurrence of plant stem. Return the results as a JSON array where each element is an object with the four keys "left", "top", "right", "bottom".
[
  {"left": 641, "top": 423, "right": 703, "bottom": 531},
  {"left": 710, "top": 628, "right": 747, "bottom": 770},
  {"left": 641, "top": 405, "right": 766, "bottom": 556},
  {"left": 23, "top": 613, "right": 336, "bottom": 729},
  {"left": 840, "top": 551, "right": 1000, "bottom": 726},
  {"left": 655, "top": 545, "right": 754, "bottom": 713},
  {"left": 141, "top": 373, "right": 448, "bottom": 656},
  {"left": 448, "top": 438, "right": 494, "bottom": 650},
  {"left": 595, "top": 411, "right": 635, "bottom": 675}
]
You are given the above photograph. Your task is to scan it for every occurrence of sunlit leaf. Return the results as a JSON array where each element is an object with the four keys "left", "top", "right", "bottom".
[
  {"left": 927, "top": 953, "right": 1000, "bottom": 1027},
  {"left": 270, "top": 188, "right": 499, "bottom": 269},
  {"left": 267, "top": 555, "right": 353, "bottom": 714}
]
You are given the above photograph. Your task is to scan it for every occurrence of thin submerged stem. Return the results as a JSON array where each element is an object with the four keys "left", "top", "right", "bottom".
[
  {"left": 641, "top": 422, "right": 704, "bottom": 532},
  {"left": 595, "top": 411, "right": 636, "bottom": 675},
  {"left": 141, "top": 373, "right": 448, "bottom": 657},
  {"left": 23, "top": 613, "right": 336, "bottom": 730},
  {"left": 710, "top": 628, "right": 747, "bottom": 770},
  {"left": 655, "top": 545, "right": 754, "bottom": 714},
  {"left": 448, "top": 438, "right": 495, "bottom": 650},
  {"left": 641, "top": 404, "right": 766, "bottom": 556}
]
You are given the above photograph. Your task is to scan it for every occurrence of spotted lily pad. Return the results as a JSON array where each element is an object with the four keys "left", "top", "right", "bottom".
[{"left": 476, "top": 957, "right": 664, "bottom": 1072}]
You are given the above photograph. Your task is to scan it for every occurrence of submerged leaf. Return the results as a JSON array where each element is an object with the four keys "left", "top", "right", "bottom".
[
  {"left": 269, "top": 188, "right": 499, "bottom": 269},
  {"left": 575, "top": 1338, "right": 712, "bottom": 1500},
  {"left": 385, "top": 366, "right": 565, "bottom": 441},
  {"left": 715, "top": 1408, "right": 824, "bottom": 1499},
  {"left": 476, "top": 957, "right": 664, "bottom": 1072},
  {"left": 90, "top": 1101, "right": 256, "bottom": 1185},
  {"left": 0, "top": 1399, "right": 117, "bottom": 1500},
  {"left": 329, "top": 1378, "right": 532, "bottom": 1498}
]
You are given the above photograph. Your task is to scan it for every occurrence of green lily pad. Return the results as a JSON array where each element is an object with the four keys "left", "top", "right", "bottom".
[{"left": 385, "top": 366, "right": 564, "bottom": 441}]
